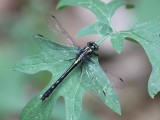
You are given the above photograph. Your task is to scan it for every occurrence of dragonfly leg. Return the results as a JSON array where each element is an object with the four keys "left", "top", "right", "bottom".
[
  {"left": 93, "top": 53, "right": 99, "bottom": 56},
  {"left": 87, "top": 57, "right": 95, "bottom": 64},
  {"left": 64, "top": 57, "right": 76, "bottom": 62},
  {"left": 80, "top": 62, "right": 84, "bottom": 75},
  {"left": 102, "top": 91, "right": 106, "bottom": 96},
  {"left": 79, "top": 59, "right": 87, "bottom": 77}
]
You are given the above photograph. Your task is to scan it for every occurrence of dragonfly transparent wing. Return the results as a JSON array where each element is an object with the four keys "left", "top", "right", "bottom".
[
  {"left": 48, "top": 15, "right": 79, "bottom": 48},
  {"left": 79, "top": 58, "right": 121, "bottom": 104},
  {"left": 80, "top": 57, "right": 124, "bottom": 94},
  {"left": 80, "top": 60, "right": 121, "bottom": 112},
  {"left": 104, "top": 69, "right": 125, "bottom": 89},
  {"left": 80, "top": 63, "right": 107, "bottom": 96}
]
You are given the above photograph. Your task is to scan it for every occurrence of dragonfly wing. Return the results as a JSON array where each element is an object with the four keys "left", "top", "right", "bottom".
[
  {"left": 104, "top": 69, "right": 125, "bottom": 89},
  {"left": 48, "top": 15, "right": 80, "bottom": 48},
  {"left": 34, "top": 34, "right": 79, "bottom": 60},
  {"left": 80, "top": 56, "right": 121, "bottom": 112},
  {"left": 81, "top": 61, "right": 111, "bottom": 96},
  {"left": 80, "top": 56, "right": 117, "bottom": 96}
]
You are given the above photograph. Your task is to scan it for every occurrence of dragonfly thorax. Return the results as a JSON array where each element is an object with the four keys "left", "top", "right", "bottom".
[{"left": 87, "top": 42, "right": 98, "bottom": 51}]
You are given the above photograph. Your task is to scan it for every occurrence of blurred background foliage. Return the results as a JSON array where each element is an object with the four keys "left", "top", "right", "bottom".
[
  {"left": 0, "top": 0, "right": 51, "bottom": 119},
  {"left": 0, "top": 0, "right": 160, "bottom": 120},
  {"left": 136, "top": 0, "right": 160, "bottom": 21}
]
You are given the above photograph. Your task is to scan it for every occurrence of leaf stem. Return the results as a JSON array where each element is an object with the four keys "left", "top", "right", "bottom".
[{"left": 95, "top": 36, "right": 108, "bottom": 45}]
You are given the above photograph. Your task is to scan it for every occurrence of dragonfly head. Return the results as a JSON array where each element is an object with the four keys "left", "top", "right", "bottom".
[{"left": 87, "top": 42, "right": 99, "bottom": 51}]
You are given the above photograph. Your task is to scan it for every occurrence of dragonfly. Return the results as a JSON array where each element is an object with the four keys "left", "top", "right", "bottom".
[{"left": 38, "top": 15, "right": 124, "bottom": 101}]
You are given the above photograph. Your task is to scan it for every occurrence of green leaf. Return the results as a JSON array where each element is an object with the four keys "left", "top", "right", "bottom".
[
  {"left": 13, "top": 35, "right": 121, "bottom": 120},
  {"left": 57, "top": 0, "right": 126, "bottom": 53},
  {"left": 76, "top": 22, "right": 112, "bottom": 37},
  {"left": 110, "top": 17, "right": 160, "bottom": 98},
  {"left": 110, "top": 33, "right": 124, "bottom": 53},
  {"left": 51, "top": 99, "right": 100, "bottom": 120},
  {"left": 57, "top": 0, "right": 125, "bottom": 37}
]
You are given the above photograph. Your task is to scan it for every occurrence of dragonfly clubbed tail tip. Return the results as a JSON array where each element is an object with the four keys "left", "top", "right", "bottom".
[{"left": 40, "top": 94, "right": 48, "bottom": 101}]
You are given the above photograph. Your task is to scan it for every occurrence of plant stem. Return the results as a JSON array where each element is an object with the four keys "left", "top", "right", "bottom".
[{"left": 95, "top": 36, "right": 107, "bottom": 45}]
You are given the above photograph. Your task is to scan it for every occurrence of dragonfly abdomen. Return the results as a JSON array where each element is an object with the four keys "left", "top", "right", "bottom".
[
  {"left": 41, "top": 78, "right": 63, "bottom": 101},
  {"left": 41, "top": 59, "right": 80, "bottom": 101}
]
